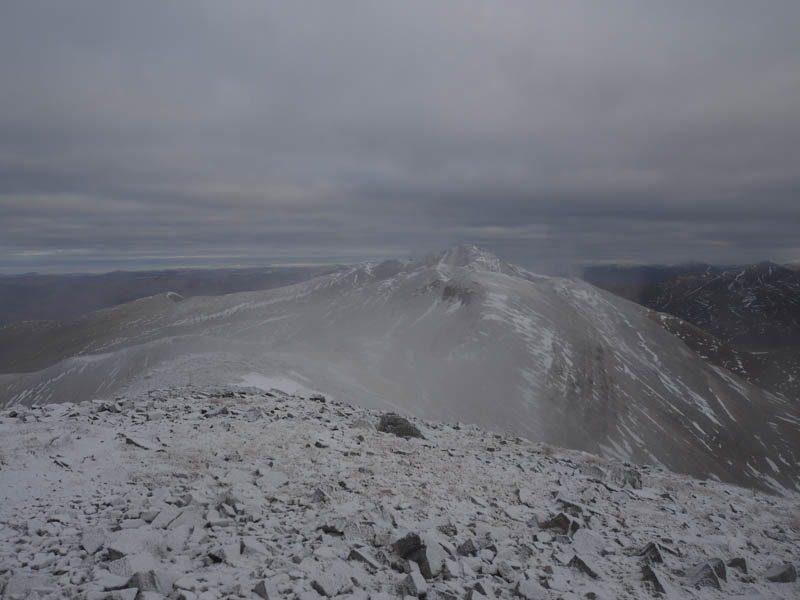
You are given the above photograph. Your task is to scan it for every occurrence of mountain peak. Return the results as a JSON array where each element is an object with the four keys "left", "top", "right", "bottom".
[{"left": 435, "top": 244, "right": 503, "bottom": 270}]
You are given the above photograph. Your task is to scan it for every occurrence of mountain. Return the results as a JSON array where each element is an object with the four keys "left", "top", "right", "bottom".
[
  {"left": 584, "top": 262, "right": 800, "bottom": 401},
  {"left": 647, "top": 311, "right": 800, "bottom": 403},
  {"left": 584, "top": 261, "right": 800, "bottom": 351},
  {"left": 1, "top": 387, "right": 798, "bottom": 599},
  {"left": 0, "top": 266, "right": 341, "bottom": 325},
  {"left": 1, "top": 246, "right": 799, "bottom": 493}
]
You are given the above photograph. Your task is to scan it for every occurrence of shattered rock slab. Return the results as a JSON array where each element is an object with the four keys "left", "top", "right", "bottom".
[{"left": 0, "top": 387, "right": 798, "bottom": 600}]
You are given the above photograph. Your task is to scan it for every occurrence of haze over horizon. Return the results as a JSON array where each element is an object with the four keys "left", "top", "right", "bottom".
[{"left": 2, "top": 1, "right": 799, "bottom": 273}]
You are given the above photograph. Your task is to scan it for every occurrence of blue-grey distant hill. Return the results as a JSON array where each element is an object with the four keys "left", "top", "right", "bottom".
[
  {"left": 0, "top": 266, "right": 342, "bottom": 325},
  {"left": 583, "top": 262, "right": 800, "bottom": 401}
]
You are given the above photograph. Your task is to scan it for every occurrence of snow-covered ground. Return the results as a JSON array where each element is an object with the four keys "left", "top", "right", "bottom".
[{"left": 1, "top": 386, "right": 797, "bottom": 599}]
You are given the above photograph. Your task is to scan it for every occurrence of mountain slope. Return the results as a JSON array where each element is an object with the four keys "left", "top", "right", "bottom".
[
  {"left": 584, "top": 262, "right": 800, "bottom": 401},
  {"left": 1, "top": 387, "right": 798, "bottom": 599},
  {"left": 0, "top": 266, "right": 341, "bottom": 325},
  {"left": 584, "top": 261, "right": 800, "bottom": 350},
  {"left": 1, "top": 246, "right": 799, "bottom": 493}
]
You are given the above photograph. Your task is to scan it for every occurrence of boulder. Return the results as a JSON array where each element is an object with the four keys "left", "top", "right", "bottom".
[
  {"left": 637, "top": 542, "right": 663, "bottom": 564},
  {"left": 150, "top": 506, "right": 182, "bottom": 529},
  {"left": 309, "top": 562, "right": 352, "bottom": 597},
  {"left": 392, "top": 531, "right": 446, "bottom": 579},
  {"left": 568, "top": 554, "right": 599, "bottom": 579},
  {"left": 516, "top": 577, "right": 550, "bottom": 600},
  {"left": 106, "top": 552, "right": 157, "bottom": 578},
  {"left": 727, "top": 557, "right": 747, "bottom": 574},
  {"left": 208, "top": 543, "right": 241, "bottom": 566},
  {"left": 253, "top": 579, "right": 278, "bottom": 599},
  {"left": 348, "top": 547, "right": 381, "bottom": 573},
  {"left": 457, "top": 538, "right": 478, "bottom": 557},
  {"left": 642, "top": 565, "right": 666, "bottom": 595},
  {"left": 397, "top": 562, "right": 427, "bottom": 596},
  {"left": 539, "top": 513, "right": 579, "bottom": 537},
  {"left": 687, "top": 562, "right": 722, "bottom": 590},
  {"left": 765, "top": 563, "right": 797, "bottom": 583},
  {"left": 3, "top": 573, "right": 56, "bottom": 599},
  {"left": 126, "top": 569, "right": 179, "bottom": 595},
  {"left": 81, "top": 527, "right": 107, "bottom": 554},
  {"left": 376, "top": 413, "right": 424, "bottom": 439}
]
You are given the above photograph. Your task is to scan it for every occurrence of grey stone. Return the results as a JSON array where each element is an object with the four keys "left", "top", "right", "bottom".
[
  {"left": 457, "top": 538, "right": 478, "bottom": 557},
  {"left": 3, "top": 573, "right": 56, "bottom": 599},
  {"left": 376, "top": 413, "right": 424, "bottom": 439},
  {"left": 688, "top": 561, "right": 724, "bottom": 589},
  {"left": 310, "top": 563, "right": 352, "bottom": 597},
  {"left": 30, "top": 552, "right": 56, "bottom": 570},
  {"left": 397, "top": 562, "right": 427, "bottom": 596},
  {"left": 106, "top": 552, "right": 157, "bottom": 578},
  {"left": 241, "top": 536, "right": 271, "bottom": 556},
  {"left": 516, "top": 577, "right": 549, "bottom": 600},
  {"left": 642, "top": 564, "right": 666, "bottom": 595},
  {"left": 348, "top": 547, "right": 380, "bottom": 573},
  {"left": 637, "top": 542, "right": 663, "bottom": 564},
  {"left": 208, "top": 543, "right": 241, "bottom": 566},
  {"left": 539, "top": 513, "right": 579, "bottom": 536},
  {"left": 109, "top": 590, "right": 138, "bottom": 600},
  {"left": 126, "top": 570, "right": 178, "bottom": 595},
  {"left": 393, "top": 532, "right": 423, "bottom": 558},
  {"left": 253, "top": 580, "right": 277, "bottom": 599},
  {"left": 765, "top": 563, "right": 797, "bottom": 583},
  {"left": 568, "top": 554, "right": 599, "bottom": 579},
  {"left": 124, "top": 436, "right": 152, "bottom": 450},
  {"left": 255, "top": 470, "right": 289, "bottom": 491},
  {"left": 392, "top": 531, "right": 446, "bottom": 579},
  {"left": 150, "top": 506, "right": 182, "bottom": 529},
  {"left": 727, "top": 557, "right": 747, "bottom": 574}
]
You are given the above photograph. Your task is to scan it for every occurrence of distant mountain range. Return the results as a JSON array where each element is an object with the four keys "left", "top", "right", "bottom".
[
  {"left": 583, "top": 262, "right": 800, "bottom": 401},
  {"left": 0, "top": 266, "right": 341, "bottom": 325},
  {"left": 2, "top": 246, "right": 798, "bottom": 493},
  {"left": 583, "top": 262, "right": 800, "bottom": 350}
]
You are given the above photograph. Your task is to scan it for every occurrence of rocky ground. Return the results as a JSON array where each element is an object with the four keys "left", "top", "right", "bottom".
[{"left": 0, "top": 387, "right": 798, "bottom": 600}]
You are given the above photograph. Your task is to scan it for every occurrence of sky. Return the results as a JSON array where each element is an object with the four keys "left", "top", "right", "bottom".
[{"left": 1, "top": 1, "right": 799, "bottom": 274}]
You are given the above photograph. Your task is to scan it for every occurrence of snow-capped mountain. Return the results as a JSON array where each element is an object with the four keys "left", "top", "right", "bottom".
[{"left": 1, "top": 246, "right": 799, "bottom": 493}]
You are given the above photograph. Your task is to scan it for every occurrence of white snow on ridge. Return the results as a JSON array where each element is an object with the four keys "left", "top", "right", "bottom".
[{"left": 1, "top": 245, "right": 799, "bottom": 494}]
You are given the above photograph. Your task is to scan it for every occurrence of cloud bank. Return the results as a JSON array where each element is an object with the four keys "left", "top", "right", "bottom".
[{"left": 1, "top": 1, "right": 799, "bottom": 272}]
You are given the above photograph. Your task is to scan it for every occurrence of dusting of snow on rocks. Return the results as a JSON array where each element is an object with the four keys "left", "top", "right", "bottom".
[{"left": 1, "top": 387, "right": 798, "bottom": 599}]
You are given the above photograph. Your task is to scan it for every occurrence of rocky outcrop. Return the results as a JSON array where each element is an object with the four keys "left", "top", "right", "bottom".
[{"left": 0, "top": 387, "right": 798, "bottom": 599}]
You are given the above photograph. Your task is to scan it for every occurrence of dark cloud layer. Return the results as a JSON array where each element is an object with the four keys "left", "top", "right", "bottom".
[{"left": 1, "top": 1, "right": 799, "bottom": 273}]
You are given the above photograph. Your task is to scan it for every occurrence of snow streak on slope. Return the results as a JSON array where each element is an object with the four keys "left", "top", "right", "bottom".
[{"left": 1, "top": 246, "right": 798, "bottom": 493}]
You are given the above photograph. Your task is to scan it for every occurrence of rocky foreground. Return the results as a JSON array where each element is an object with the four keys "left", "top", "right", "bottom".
[{"left": 0, "top": 388, "right": 798, "bottom": 600}]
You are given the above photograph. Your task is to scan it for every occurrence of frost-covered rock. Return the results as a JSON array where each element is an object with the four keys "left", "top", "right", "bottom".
[
  {"left": 765, "top": 563, "right": 797, "bottom": 583},
  {"left": 0, "top": 386, "right": 797, "bottom": 599},
  {"left": 376, "top": 413, "right": 424, "bottom": 439}
]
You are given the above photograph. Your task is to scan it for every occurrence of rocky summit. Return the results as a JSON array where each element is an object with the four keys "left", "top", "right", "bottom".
[{"left": 1, "top": 387, "right": 798, "bottom": 600}]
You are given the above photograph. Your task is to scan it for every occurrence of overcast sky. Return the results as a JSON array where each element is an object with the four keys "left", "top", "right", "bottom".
[{"left": 1, "top": 1, "right": 799, "bottom": 273}]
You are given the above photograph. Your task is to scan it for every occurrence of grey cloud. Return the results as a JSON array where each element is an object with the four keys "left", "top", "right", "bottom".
[{"left": 1, "top": 1, "right": 799, "bottom": 272}]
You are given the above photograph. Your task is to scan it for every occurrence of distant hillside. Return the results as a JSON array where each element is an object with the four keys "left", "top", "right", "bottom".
[
  {"left": 0, "top": 266, "right": 342, "bottom": 325},
  {"left": 583, "top": 262, "right": 800, "bottom": 351},
  {"left": 584, "top": 262, "right": 800, "bottom": 402}
]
